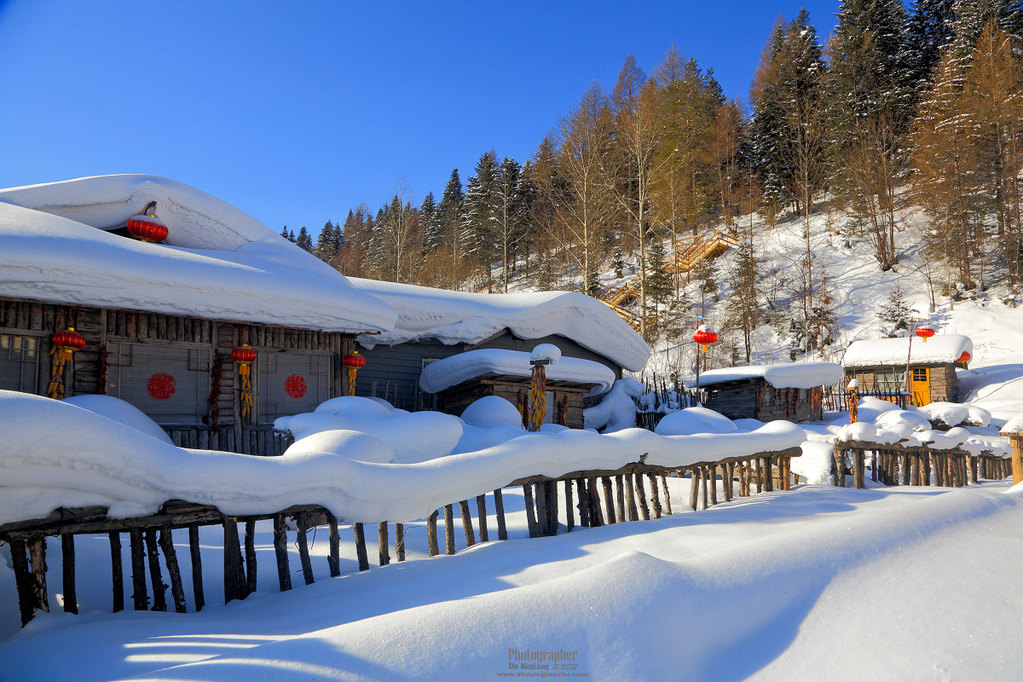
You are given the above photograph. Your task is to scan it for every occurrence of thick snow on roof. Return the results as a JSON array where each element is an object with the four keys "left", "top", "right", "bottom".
[
  {"left": 419, "top": 348, "right": 616, "bottom": 395},
  {"left": 695, "top": 362, "right": 844, "bottom": 389},
  {"left": 0, "top": 175, "right": 395, "bottom": 332},
  {"left": 843, "top": 335, "right": 973, "bottom": 368},
  {"left": 348, "top": 277, "right": 650, "bottom": 371}
]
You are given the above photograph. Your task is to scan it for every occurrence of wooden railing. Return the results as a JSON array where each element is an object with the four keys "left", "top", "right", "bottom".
[
  {"left": 1, "top": 448, "right": 800, "bottom": 627},
  {"left": 162, "top": 424, "right": 293, "bottom": 456},
  {"left": 835, "top": 440, "right": 1011, "bottom": 489}
]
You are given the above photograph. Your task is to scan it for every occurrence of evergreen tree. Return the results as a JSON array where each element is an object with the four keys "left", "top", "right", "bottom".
[
  {"left": 646, "top": 233, "right": 673, "bottom": 309},
  {"left": 315, "top": 220, "right": 343, "bottom": 268},
  {"left": 877, "top": 284, "right": 914, "bottom": 336},
  {"left": 295, "top": 226, "right": 313, "bottom": 251},
  {"left": 280, "top": 226, "right": 292, "bottom": 242},
  {"left": 725, "top": 228, "right": 761, "bottom": 362},
  {"left": 495, "top": 156, "right": 524, "bottom": 292},
  {"left": 902, "top": 0, "right": 956, "bottom": 103},
  {"left": 462, "top": 150, "right": 501, "bottom": 289},
  {"left": 750, "top": 16, "right": 791, "bottom": 219},
  {"left": 437, "top": 168, "right": 465, "bottom": 284},
  {"left": 825, "top": 0, "right": 913, "bottom": 271},
  {"left": 420, "top": 192, "right": 440, "bottom": 255}
]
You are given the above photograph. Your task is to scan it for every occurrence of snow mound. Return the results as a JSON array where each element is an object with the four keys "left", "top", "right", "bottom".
[
  {"left": 348, "top": 277, "right": 650, "bottom": 371},
  {"left": 654, "top": 407, "right": 738, "bottom": 436},
  {"left": 874, "top": 409, "right": 931, "bottom": 433},
  {"left": 583, "top": 377, "right": 643, "bottom": 432},
  {"left": 284, "top": 429, "right": 395, "bottom": 463},
  {"left": 919, "top": 402, "right": 991, "bottom": 427},
  {"left": 314, "top": 395, "right": 395, "bottom": 420},
  {"left": 530, "top": 343, "right": 561, "bottom": 364},
  {"left": 792, "top": 439, "right": 834, "bottom": 484},
  {"left": 63, "top": 394, "right": 172, "bottom": 443},
  {"left": 419, "top": 348, "right": 615, "bottom": 395},
  {"left": 459, "top": 396, "right": 525, "bottom": 429}
]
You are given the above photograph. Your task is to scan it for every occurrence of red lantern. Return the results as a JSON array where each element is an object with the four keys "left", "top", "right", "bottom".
[
  {"left": 693, "top": 326, "right": 718, "bottom": 353},
  {"left": 231, "top": 344, "right": 256, "bottom": 418},
  {"left": 47, "top": 327, "right": 86, "bottom": 399},
  {"left": 915, "top": 327, "right": 935, "bottom": 343},
  {"left": 343, "top": 351, "right": 366, "bottom": 396},
  {"left": 957, "top": 351, "right": 972, "bottom": 364},
  {"left": 126, "top": 214, "right": 169, "bottom": 243},
  {"left": 52, "top": 328, "right": 86, "bottom": 351},
  {"left": 231, "top": 345, "right": 258, "bottom": 364}
]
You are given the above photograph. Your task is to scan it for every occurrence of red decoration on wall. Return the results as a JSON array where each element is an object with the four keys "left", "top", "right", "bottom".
[
  {"left": 147, "top": 372, "right": 176, "bottom": 400},
  {"left": 285, "top": 374, "right": 307, "bottom": 399}
]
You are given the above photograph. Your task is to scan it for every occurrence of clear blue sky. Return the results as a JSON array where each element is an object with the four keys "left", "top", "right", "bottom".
[{"left": 0, "top": 1, "right": 843, "bottom": 238}]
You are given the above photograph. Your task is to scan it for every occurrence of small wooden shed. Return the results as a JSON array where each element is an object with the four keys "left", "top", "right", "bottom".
[
  {"left": 418, "top": 348, "right": 616, "bottom": 428},
  {"left": 346, "top": 277, "right": 651, "bottom": 411},
  {"left": 842, "top": 335, "right": 972, "bottom": 406},
  {"left": 693, "top": 362, "right": 844, "bottom": 422}
]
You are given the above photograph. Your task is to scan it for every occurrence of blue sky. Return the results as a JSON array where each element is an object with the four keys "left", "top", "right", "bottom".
[{"left": 0, "top": 1, "right": 842, "bottom": 238}]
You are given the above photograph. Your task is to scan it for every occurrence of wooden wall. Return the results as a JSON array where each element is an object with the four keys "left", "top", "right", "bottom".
[
  {"left": 0, "top": 297, "right": 354, "bottom": 436},
  {"left": 702, "top": 380, "right": 818, "bottom": 422},
  {"left": 436, "top": 377, "right": 587, "bottom": 429},
  {"left": 843, "top": 363, "right": 958, "bottom": 404}
]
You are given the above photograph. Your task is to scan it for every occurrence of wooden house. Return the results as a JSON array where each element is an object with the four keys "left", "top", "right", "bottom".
[
  {"left": 842, "top": 335, "right": 972, "bottom": 406},
  {"left": 345, "top": 278, "right": 650, "bottom": 413},
  {"left": 418, "top": 348, "right": 616, "bottom": 428},
  {"left": 0, "top": 175, "right": 395, "bottom": 453},
  {"left": 693, "top": 362, "right": 844, "bottom": 423}
]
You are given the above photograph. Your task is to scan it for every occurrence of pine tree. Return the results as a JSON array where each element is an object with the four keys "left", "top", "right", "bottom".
[
  {"left": 462, "top": 150, "right": 501, "bottom": 290},
  {"left": 902, "top": 0, "right": 956, "bottom": 104},
  {"left": 315, "top": 220, "right": 343, "bottom": 268},
  {"left": 877, "top": 284, "right": 914, "bottom": 336},
  {"left": 437, "top": 168, "right": 465, "bottom": 285},
  {"left": 825, "top": 0, "right": 913, "bottom": 271},
  {"left": 295, "top": 226, "right": 313, "bottom": 251},
  {"left": 420, "top": 192, "right": 440, "bottom": 255},
  {"left": 280, "top": 226, "right": 293, "bottom": 242},
  {"left": 750, "top": 16, "right": 791, "bottom": 219},
  {"left": 725, "top": 227, "right": 761, "bottom": 362},
  {"left": 495, "top": 156, "right": 524, "bottom": 292}
]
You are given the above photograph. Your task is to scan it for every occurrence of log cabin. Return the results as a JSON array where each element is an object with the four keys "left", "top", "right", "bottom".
[
  {"left": 0, "top": 175, "right": 396, "bottom": 453},
  {"left": 842, "top": 335, "right": 972, "bottom": 406},
  {"left": 345, "top": 278, "right": 650, "bottom": 415},
  {"left": 693, "top": 362, "right": 844, "bottom": 423}
]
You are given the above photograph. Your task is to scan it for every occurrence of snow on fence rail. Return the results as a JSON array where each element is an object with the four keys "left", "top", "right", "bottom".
[
  {"left": 834, "top": 440, "right": 1012, "bottom": 489},
  {"left": 0, "top": 448, "right": 802, "bottom": 628}
]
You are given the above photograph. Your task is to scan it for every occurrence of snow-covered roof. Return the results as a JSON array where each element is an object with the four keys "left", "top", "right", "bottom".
[
  {"left": 694, "top": 362, "right": 844, "bottom": 389},
  {"left": 349, "top": 277, "right": 650, "bottom": 371},
  {"left": 0, "top": 175, "right": 396, "bottom": 333},
  {"left": 419, "top": 348, "right": 616, "bottom": 395},
  {"left": 843, "top": 335, "right": 972, "bottom": 368}
]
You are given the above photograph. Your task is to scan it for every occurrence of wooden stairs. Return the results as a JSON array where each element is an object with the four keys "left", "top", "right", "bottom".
[{"left": 599, "top": 229, "right": 739, "bottom": 331}]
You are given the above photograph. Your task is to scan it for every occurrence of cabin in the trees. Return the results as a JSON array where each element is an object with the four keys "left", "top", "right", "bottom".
[
  {"left": 0, "top": 175, "right": 395, "bottom": 453},
  {"left": 693, "top": 362, "right": 844, "bottom": 423},
  {"left": 417, "top": 347, "right": 616, "bottom": 428},
  {"left": 345, "top": 277, "right": 650, "bottom": 418},
  {"left": 842, "top": 335, "right": 972, "bottom": 406}
]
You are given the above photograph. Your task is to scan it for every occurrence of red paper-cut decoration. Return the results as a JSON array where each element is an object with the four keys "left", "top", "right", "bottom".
[
  {"left": 147, "top": 372, "right": 176, "bottom": 400},
  {"left": 285, "top": 374, "right": 307, "bottom": 399}
]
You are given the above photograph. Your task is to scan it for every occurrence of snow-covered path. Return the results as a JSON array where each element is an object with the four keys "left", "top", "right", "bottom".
[{"left": 3, "top": 482, "right": 1021, "bottom": 681}]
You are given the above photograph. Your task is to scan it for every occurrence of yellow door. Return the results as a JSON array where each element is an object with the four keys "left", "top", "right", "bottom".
[{"left": 911, "top": 367, "right": 930, "bottom": 406}]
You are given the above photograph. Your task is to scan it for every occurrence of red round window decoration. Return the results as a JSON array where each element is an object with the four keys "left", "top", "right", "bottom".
[
  {"left": 147, "top": 372, "right": 176, "bottom": 400},
  {"left": 285, "top": 374, "right": 307, "bottom": 399}
]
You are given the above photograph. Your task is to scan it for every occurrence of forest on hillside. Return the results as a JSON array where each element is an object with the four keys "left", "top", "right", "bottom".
[{"left": 283, "top": 0, "right": 1023, "bottom": 349}]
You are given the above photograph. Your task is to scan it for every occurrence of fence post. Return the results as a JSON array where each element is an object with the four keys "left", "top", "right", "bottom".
[{"left": 1007, "top": 432, "right": 1023, "bottom": 485}]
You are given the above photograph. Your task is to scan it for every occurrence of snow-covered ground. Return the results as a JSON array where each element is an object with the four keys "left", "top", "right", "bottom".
[{"left": 5, "top": 194, "right": 1023, "bottom": 680}]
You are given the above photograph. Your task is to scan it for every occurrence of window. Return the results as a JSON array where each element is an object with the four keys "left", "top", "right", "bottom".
[
  {"left": 912, "top": 368, "right": 928, "bottom": 382},
  {"left": 873, "top": 370, "right": 906, "bottom": 391},
  {"left": 0, "top": 333, "right": 42, "bottom": 393},
  {"left": 106, "top": 342, "right": 211, "bottom": 424}
]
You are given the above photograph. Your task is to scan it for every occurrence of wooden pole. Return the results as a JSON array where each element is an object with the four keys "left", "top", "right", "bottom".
[
  {"left": 427, "top": 510, "right": 440, "bottom": 556},
  {"left": 273, "top": 514, "right": 292, "bottom": 591},
  {"left": 564, "top": 479, "right": 575, "bottom": 531},
  {"left": 189, "top": 524, "right": 205, "bottom": 610},
  {"left": 61, "top": 534, "right": 77, "bottom": 614},
  {"left": 648, "top": 474, "right": 662, "bottom": 518},
  {"left": 476, "top": 495, "right": 489, "bottom": 543},
  {"left": 615, "top": 475, "right": 626, "bottom": 522},
  {"left": 635, "top": 474, "right": 651, "bottom": 519},
  {"left": 586, "top": 478, "right": 603, "bottom": 527},
  {"left": 129, "top": 528, "right": 147, "bottom": 610},
  {"left": 661, "top": 475, "right": 673, "bottom": 515},
  {"left": 533, "top": 484, "right": 549, "bottom": 537},
  {"left": 522, "top": 486, "right": 539, "bottom": 538},
  {"left": 601, "top": 477, "right": 616, "bottom": 524},
  {"left": 575, "top": 478, "right": 591, "bottom": 527},
  {"left": 395, "top": 523, "right": 406, "bottom": 561},
  {"left": 688, "top": 469, "right": 699, "bottom": 510},
  {"left": 378, "top": 522, "right": 391, "bottom": 565},
  {"left": 158, "top": 526, "right": 187, "bottom": 613},
  {"left": 10, "top": 538, "right": 35, "bottom": 626},
  {"left": 444, "top": 504, "right": 456, "bottom": 555},
  {"left": 354, "top": 522, "right": 370, "bottom": 571},
  {"left": 327, "top": 514, "right": 341, "bottom": 576},
  {"left": 223, "top": 519, "right": 242, "bottom": 603},
  {"left": 109, "top": 531, "right": 124, "bottom": 613},
  {"left": 1009, "top": 433, "right": 1023, "bottom": 485},
  {"left": 296, "top": 513, "right": 315, "bottom": 584},
  {"left": 244, "top": 518, "right": 257, "bottom": 595},
  {"left": 494, "top": 489, "right": 508, "bottom": 541},
  {"left": 145, "top": 529, "right": 167, "bottom": 612}
]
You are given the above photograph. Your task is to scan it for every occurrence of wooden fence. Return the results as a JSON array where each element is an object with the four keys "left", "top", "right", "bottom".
[
  {"left": 162, "top": 424, "right": 293, "bottom": 456},
  {"left": 834, "top": 441, "right": 1011, "bottom": 489},
  {"left": 0, "top": 448, "right": 800, "bottom": 627}
]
